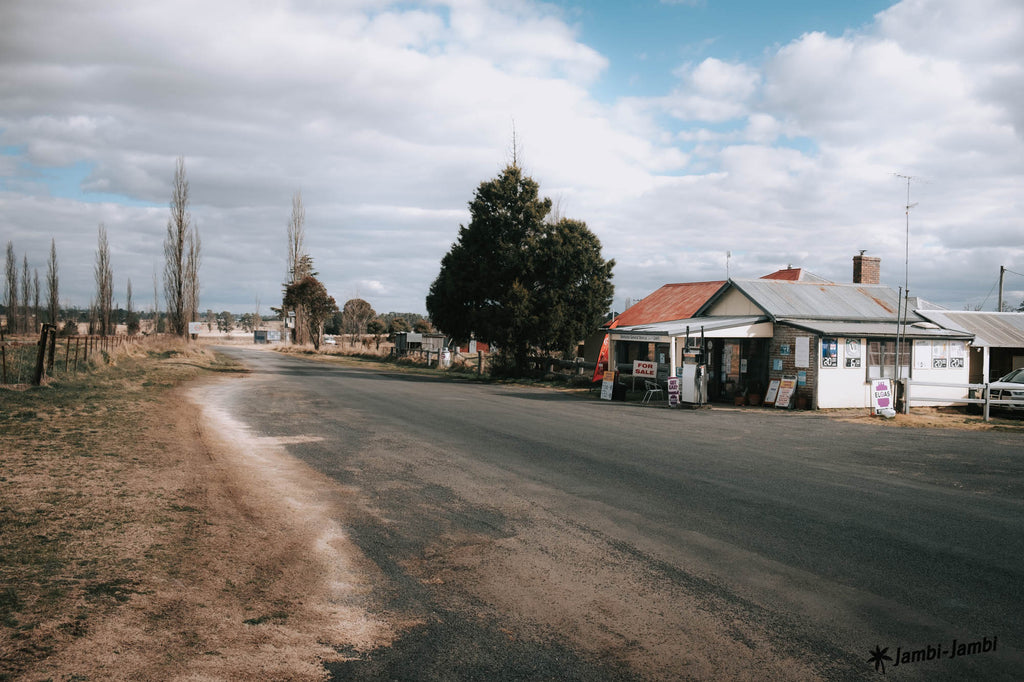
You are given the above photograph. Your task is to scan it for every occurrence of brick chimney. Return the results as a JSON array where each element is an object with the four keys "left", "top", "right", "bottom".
[{"left": 853, "top": 252, "right": 880, "bottom": 284}]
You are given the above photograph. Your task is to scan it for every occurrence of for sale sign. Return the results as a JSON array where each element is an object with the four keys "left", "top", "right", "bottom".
[{"left": 633, "top": 360, "right": 657, "bottom": 378}]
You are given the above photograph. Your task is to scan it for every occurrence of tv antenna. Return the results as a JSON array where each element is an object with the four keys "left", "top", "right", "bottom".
[{"left": 894, "top": 173, "right": 918, "bottom": 382}]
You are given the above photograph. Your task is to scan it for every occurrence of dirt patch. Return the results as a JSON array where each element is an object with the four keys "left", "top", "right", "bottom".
[
  {"left": 0, "top": 340, "right": 389, "bottom": 681},
  {"left": 827, "top": 405, "right": 1024, "bottom": 431}
]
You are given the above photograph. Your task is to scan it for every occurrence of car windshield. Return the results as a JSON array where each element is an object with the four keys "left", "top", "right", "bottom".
[{"left": 999, "top": 369, "right": 1024, "bottom": 384}]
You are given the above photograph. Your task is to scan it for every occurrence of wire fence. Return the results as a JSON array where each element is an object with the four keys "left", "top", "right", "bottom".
[{"left": 0, "top": 327, "right": 138, "bottom": 387}]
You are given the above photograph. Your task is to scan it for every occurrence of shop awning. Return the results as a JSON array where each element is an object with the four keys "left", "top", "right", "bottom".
[
  {"left": 609, "top": 315, "right": 772, "bottom": 340},
  {"left": 778, "top": 318, "right": 973, "bottom": 340}
]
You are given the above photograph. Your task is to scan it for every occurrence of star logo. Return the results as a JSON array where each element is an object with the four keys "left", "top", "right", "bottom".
[{"left": 868, "top": 645, "right": 893, "bottom": 674}]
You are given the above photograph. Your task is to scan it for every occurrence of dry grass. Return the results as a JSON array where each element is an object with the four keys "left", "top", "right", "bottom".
[
  {"left": 828, "top": 405, "right": 1024, "bottom": 431},
  {"left": 0, "top": 338, "right": 384, "bottom": 681}
]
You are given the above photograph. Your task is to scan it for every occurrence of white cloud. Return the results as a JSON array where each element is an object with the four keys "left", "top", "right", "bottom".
[{"left": 0, "top": 0, "right": 1021, "bottom": 314}]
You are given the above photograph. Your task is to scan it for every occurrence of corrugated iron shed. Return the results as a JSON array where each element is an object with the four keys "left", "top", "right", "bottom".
[
  {"left": 611, "top": 281, "right": 726, "bottom": 327},
  {"left": 727, "top": 279, "right": 918, "bottom": 322},
  {"left": 917, "top": 311, "right": 1024, "bottom": 348}
]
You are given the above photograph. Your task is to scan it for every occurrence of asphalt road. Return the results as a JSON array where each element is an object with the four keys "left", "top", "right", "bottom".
[{"left": 210, "top": 347, "right": 1023, "bottom": 680}]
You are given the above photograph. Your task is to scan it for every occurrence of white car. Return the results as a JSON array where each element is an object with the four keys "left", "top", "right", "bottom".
[
  {"left": 990, "top": 368, "right": 1024, "bottom": 414},
  {"left": 324, "top": 335, "right": 336, "bottom": 345}
]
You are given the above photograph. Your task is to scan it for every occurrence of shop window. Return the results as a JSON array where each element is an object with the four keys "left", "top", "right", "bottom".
[{"left": 866, "top": 340, "right": 910, "bottom": 380}]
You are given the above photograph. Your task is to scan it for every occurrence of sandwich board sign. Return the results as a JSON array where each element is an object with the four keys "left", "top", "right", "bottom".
[{"left": 774, "top": 376, "right": 797, "bottom": 408}]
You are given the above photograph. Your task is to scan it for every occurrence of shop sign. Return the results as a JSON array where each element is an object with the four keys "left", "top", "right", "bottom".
[{"left": 616, "top": 333, "right": 663, "bottom": 342}]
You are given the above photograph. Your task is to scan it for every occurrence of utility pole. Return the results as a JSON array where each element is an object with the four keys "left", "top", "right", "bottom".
[{"left": 998, "top": 265, "right": 1005, "bottom": 312}]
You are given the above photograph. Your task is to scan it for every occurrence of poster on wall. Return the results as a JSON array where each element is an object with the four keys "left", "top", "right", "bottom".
[
  {"left": 821, "top": 338, "right": 838, "bottom": 367},
  {"left": 845, "top": 339, "right": 861, "bottom": 368},
  {"left": 931, "top": 341, "right": 948, "bottom": 369},
  {"left": 949, "top": 341, "right": 966, "bottom": 368},
  {"left": 795, "top": 337, "right": 810, "bottom": 368},
  {"left": 913, "top": 340, "right": 930, "bottom": 369}
]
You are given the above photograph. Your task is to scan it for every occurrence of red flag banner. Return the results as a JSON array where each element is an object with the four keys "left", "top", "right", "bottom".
[{"left": 593, "top": 334, "right": 610, "bottom": 383}]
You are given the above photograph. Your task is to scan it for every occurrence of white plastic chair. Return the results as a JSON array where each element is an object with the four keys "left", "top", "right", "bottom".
[{"left": 642, "top": 379, "right": 663, "bottom": 406}]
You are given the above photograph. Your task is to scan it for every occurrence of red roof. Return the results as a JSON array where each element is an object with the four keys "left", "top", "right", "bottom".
[
  {"left": 611, "top": 281, "right": 726, "bottom": 327},
  {"left": 760, "top": 267, "right": 831, "bottom": 283}
]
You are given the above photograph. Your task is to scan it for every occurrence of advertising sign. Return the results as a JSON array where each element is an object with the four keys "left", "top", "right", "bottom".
[
  {"left": 845, "top": 339, "right": 862, "bottom": 368},
  {"left": 600, "top": 370, "right": 616, "bottom": 401},
  {"left": 821, "top": 338, "right": 838, "bottom": 367},
  {"left": 775, "top": 376, "right": 798, "bottom": 408},
  {"left": 592, "top": 335, "right": 610, "bottom": 383},
  {"left": 949, "top": 341, "right": 966, "bottom": 368},
  {"left": 667, "top": 376, "right": 680, "bottom": 407},
  {"left": 633, "top": 360, "right": 657, "bottom": 378},
  {"left": 871, "top": 378, "right": 894, "bottom": 414},
  {"left": 188, "top": 321, "right": 203, "bottom": 335}
]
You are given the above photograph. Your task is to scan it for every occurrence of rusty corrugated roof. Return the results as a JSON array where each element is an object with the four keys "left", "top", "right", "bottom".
[{"left": 611, "top": 281, "right": 726, "bottom": 327}]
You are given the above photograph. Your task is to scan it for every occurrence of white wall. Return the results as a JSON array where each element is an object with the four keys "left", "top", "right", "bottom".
[
  {"left": 816, "top": 337, "right": 970, "bottom": 408},
  {"left": 906, "top": 339, "right": 971, "bottom": 406},
  {"left": 817, "top": 338, "right": 871, "bottom": 408}
]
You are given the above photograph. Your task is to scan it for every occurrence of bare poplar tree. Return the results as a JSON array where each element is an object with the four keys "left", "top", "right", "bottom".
[
  {"left": 5, "top": 242, "right": 17, "bottom": 334},
  {"left": 152, "top": 265, "right": 161, "bottom": 334},
  {"left": 32, "top": 269, "right": 40, "bottom": 333},
  {"left": 126, "top": 279, "right": 140, "bottom": 335},
  {"left": 185, "top": 226, "right": 201, "bottom": 333},
  {"left": 285, "top": 191, "right": 311, "bottom": 344},
  {"left": 95, "top": 224, "right": 113, "bottom": 336},
  {"left": 20, "top": 254, "right": 30, "bottom": 333},
  {"left": 47, "top": 238, "right": 59, "bottom": 325},
  {"left": 164, "top": 156, "right": 199, "bottom": 337}
]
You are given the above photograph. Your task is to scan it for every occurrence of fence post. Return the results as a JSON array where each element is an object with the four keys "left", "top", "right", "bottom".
[
  {"left": 1, "top": 344, "right": 6, "bottom": 384},
  {"left": 46, "top": 326, "right": 56, "bottom": 370},
  {"left": 983, "top": 383, "right": 990, "bottom": 423},
  {"left": 33, "top": 325, "right": 50, "bottom": 385}
]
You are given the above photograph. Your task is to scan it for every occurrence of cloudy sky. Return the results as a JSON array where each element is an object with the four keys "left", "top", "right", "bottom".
[{"left": 2, "top": 0, "right": 1022, "bottom": 316}]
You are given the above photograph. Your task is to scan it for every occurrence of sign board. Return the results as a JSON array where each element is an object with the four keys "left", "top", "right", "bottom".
[
  {"left": 871, "top": 378, "right": 894, "bottom": 414},
  {"left": 765, "top": 379, "right": 781, "bottom": 405},
  {"left": 795, "top": 337, "right": 810, "bottom": 368},
  {"left": 667, "top": 376, "right": 680, "bottom": 407},
  {"left": 845, "top": 338, "right": 862, "bottom": 368},
  {"left": 633, "top": 360, "right": 657, "bottom": 378},
  {"left": 775, "top": 376, "right": 798, "bottom": 408},
  {"left": 616, "top": 333, "right": 664, "bottom": 343},
  {"left": 600, "top": 370, "right": 616, "bottom": 401},
  {"left": 821, "top": 338, "right": 838, "bottom": 367},
  {"left": 188, "top": 321, "right": 203, "bottom": 335}
]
